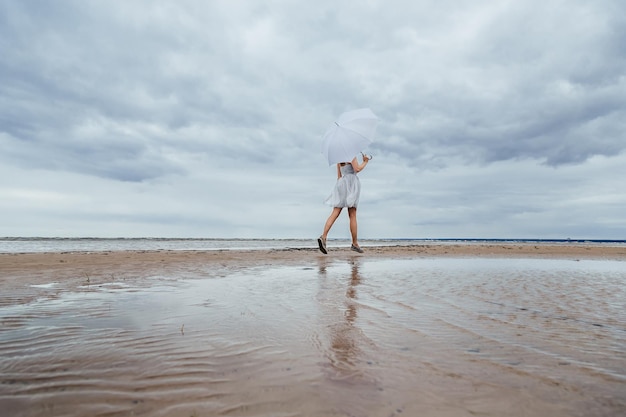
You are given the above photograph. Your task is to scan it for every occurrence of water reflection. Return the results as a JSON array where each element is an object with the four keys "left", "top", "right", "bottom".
[
  {"left": 317, "top": 258, "right": 364, "bottom": 380},
  {"left": 345, "top": 260, "right": 360, "bottom": 324}
]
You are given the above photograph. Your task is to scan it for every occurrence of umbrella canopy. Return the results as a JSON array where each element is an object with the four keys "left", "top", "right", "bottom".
[{"left": 321, "top": 108, "right": 378, "bottom": 165}]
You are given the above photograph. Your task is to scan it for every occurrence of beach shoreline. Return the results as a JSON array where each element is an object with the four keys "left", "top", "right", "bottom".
[
  {"left": 1, "top": 242, "right": 624, "bottom": 302},
  {"left": 2, "top": 242, "right": 624, "bottom": 292},
  {"left": 2, "top": 242, "right": 625, "bottom": 275}
]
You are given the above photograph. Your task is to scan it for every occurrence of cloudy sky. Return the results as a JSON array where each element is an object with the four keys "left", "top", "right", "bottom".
[{"left": 1, "top": 0, "right": 625, "bottom": 239}]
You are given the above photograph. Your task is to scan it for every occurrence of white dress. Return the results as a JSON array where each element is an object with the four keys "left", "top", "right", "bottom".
[{"left": 325, "top": 163, "right": 361, "bottom": 208}]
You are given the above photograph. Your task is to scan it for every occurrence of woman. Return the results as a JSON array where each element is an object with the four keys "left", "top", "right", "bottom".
[{"left": 318, "top": 153, "right": 370, "bottom": 254}]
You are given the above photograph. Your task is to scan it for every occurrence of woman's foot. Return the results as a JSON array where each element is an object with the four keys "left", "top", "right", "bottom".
[
  {"left": 351, "top": 244, "right": 364, "bottom": 253},
  {"left": 317, "top": 236, "right": 328, "bottom": 254}
]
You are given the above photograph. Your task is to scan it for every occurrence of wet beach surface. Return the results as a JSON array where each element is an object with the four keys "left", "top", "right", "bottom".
[{"left": 1, "top": 247, "right": 625, "bottom": 416}]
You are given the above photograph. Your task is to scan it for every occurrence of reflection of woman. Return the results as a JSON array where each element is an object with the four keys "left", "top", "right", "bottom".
[
  {"left": 318, "top": 154, "right": 370, "bottom": 254},
  {"left": 317, "top": 259, "right": 363, "bottom": 377},
  {"left": 315, "top": 258, "right": 380, "bottom": 410}
]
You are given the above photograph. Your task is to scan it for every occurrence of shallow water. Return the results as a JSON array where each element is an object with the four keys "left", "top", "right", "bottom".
[
  {"left": 2, "top": 237, "right": 624, "bottom": 254},
  {"left": 1, "top": 257, "right": 625, "bottom": 416}
]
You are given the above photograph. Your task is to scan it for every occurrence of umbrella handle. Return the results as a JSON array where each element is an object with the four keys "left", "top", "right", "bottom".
[{"left": 361, "top": 152, "right": 373, "bottom": 160}]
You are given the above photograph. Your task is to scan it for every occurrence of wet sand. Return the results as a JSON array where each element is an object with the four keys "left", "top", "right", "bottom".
[{"left": 1, "top": 243, "right": 625, "bottom": 416}]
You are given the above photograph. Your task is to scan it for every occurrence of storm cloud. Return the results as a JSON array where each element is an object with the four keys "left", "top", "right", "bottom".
[{"left": 1, "top": 0, "right": 624, "bottom": 239}]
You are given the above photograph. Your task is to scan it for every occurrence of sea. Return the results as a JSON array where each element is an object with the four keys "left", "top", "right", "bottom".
[{"left": 1, "top": 237, "right": 624, "bottom": 254}]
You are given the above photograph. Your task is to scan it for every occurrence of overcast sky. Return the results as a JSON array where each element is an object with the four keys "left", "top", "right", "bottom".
[{"left": 1, "top": 0, "right": 625, "bottom": 239}]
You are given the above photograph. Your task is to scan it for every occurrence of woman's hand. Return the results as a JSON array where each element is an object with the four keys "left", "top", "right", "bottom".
[{"left": 353, "top": 154, "right": 370, "bottom": 173}]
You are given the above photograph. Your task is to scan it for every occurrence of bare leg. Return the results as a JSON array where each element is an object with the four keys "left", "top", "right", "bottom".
[
  {"left": 322, "top": 207, "right": 342, "bottom": 240},
  {"left": 348, "top": 207, "right": 358, "bottom": 247}
]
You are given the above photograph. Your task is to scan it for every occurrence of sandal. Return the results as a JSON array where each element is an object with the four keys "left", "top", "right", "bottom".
[
  {"left": 351, "top": 244, "right": 364, "bottom": 253},
  {"left": 317, "top": 236, "right": 328, "bottom": 254}
]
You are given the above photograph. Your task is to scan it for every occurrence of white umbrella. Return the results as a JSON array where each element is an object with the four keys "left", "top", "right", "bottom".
[{"left": 321, "top": 108, "right": 378, "bottom": 165}]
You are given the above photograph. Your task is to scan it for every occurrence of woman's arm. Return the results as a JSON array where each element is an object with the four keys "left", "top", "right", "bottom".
[
  {"left": 351, "top": 154, "right": 370, "bottom": 173},
  {"left": 336, "top": 163, "right": 342, "bottom": 179}
]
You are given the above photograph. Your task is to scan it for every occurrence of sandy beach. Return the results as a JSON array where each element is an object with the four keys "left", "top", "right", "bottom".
[{"left": 1, "top": 243, "right": 625, "bottom": 416}]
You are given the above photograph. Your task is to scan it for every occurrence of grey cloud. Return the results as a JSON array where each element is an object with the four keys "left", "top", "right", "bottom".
[
  {"left": 1, "top": 0, "right": 625, "bottom": 238},
  {"left": 1, "top": 1, "right": 277, "bottom": 180},
  {"left": 361, "top": 1, "right": 626, "bottom": 168}
]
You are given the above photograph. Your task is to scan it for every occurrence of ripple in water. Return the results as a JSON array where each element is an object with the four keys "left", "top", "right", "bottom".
[{"left": 1, "top": 257, "right": 625, "bottom": 416}]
